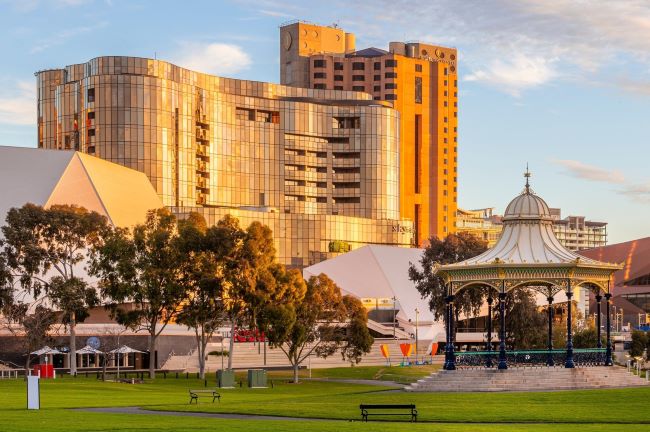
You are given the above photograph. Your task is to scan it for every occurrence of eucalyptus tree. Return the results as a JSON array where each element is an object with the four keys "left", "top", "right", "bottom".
[
  {"left": 0, "top": 204, "right": 106, "bottom": 375},
  {"left": 90, "top": 208, "right": 186, "bottom": 378}
]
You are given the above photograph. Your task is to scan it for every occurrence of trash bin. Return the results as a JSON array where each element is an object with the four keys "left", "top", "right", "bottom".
[
  {"left": 247, "top": 369, "right": 267, "bottom": 388},
  {"left": 217, "top": 369, "right": 235, "bottom": 388}
]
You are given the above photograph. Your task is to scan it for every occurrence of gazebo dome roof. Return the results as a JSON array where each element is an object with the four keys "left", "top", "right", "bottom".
[{"left": 503, "top": 187, "right": 552, "bottom": 221}]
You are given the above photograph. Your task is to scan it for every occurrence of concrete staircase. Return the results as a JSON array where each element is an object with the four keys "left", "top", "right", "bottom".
[
  {"left": 169, "top": 339, "right": 444, "bottom": 372},
  {"left": 406, "top": 366, "right": 649, "bottom": 392}
]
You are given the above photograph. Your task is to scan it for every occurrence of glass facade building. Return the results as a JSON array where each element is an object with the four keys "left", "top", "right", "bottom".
[{"left": 36, "top": 56, "right": 413, "bottom": 267}]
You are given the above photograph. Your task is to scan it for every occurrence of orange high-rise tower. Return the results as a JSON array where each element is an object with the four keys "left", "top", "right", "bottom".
[{"left": 280, "top": 21, "right": 458, "bottom": 244}]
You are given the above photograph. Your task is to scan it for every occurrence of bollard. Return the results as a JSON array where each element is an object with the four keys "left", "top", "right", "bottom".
[
  {"left": 239, "top": 380, "right": 243, "bottom": 388},
  {"left": 176, "top": 372, "right": 179, "bottom": 379},
  {"left": 186, "top": 372, "right": 189, "bottom": 379}
]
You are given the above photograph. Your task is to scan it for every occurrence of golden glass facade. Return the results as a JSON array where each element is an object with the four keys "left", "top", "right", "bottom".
[
  {"left": 280, "top": 22, "right": 458, "bottom": 244},
  {"left": 36, "top": 56, "right": 413, "bottom": 267}
]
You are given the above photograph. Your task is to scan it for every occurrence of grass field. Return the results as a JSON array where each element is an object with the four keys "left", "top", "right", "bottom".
[{"left": 1, "top": 366, "right": 649, "bottom": 431}]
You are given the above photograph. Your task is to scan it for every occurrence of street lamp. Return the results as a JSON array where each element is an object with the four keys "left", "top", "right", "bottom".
[
  {"left": 415, "top": 308, "right": 419, "bottom": 363},
  {"left": 392, "top": 296, "right": 397, "bottom": 339}
]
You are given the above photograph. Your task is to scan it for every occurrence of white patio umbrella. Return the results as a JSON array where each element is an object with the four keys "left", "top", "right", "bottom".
[
  {"left": 30, "top": 346, "right": 63, "bottom": 356},
  {"left": 77, "top": 345, "right": 103, "bottom": 355},
  {"left": 109, "top": 345, "right": 144, "bottom": 377}
]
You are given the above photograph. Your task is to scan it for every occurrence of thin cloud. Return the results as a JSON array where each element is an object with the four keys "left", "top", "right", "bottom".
[
  {"left": 619, "top": 183, "right": 650, "bottom": 202},
  {"left": 553, "top": 159, "right": 626, "bottom": 184},
  {"left": 31, "top": 21, "right": 108, "bottom": 54},
  {"left": 0, "top": 80, "right": 36, "bottom": 126},
  {"left": 169, "top": 42, "right": 252, "bottom": 76}
]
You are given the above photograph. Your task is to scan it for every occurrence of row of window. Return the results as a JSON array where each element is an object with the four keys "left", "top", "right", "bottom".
[
  {"left": 314, "top": 72, "right": 398, "bottom": 80},
  {"left": 314, "top": 59, "right": 398, "bottom": 70}
]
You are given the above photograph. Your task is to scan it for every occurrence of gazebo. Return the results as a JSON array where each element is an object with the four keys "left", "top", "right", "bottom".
[{"left": 435, "top": 171, "right": 622, "bottom": 370}]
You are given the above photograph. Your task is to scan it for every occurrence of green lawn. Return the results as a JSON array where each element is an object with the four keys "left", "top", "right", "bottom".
[{"left": 1, "top": 369, "right": 649, "bottom": 431}]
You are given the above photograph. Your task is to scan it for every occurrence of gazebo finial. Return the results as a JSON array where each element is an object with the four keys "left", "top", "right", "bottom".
[{"left": 524, "top": 163, "right": 531, "bottom": 193}]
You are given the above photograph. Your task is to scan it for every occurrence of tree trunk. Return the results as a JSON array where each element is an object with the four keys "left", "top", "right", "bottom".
[
  {"left": 149, "top": 331, "right": 157, "bottom": 379},
  {"left": 293, "top": 362, "right": 299, "bottom": 383},
  {"left": 197, "top": 328, "right": 207, "bottom": 380},
  {"left": 227, "top": 320, "right": 235, "bottom": 370},
  {"left": 69, "top": 313, "right": 77, "bottom": 376},
  {"left": 101, "top": 353, "right": 107, "bottom": 381}
]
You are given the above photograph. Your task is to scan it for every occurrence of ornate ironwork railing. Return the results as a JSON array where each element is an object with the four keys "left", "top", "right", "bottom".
[{"left": 454, "top": 348, "right": 607, "bottom": 367}]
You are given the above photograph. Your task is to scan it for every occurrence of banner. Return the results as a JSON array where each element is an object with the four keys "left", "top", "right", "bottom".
[{"left": 380, "top": 344, "right": 390, "bottom": 358}]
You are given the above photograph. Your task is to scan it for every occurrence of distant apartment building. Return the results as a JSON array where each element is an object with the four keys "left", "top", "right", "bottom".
[
  {"left": 455, "top": 208, "right": 502, "bottom": 247},
  {"left": 280, "top": 21, "right": 458, "bottom": 245},
  {"left": 456, "top": 207, "right": 607, "bottom": 251},
  {"left": 36, "top": 56, "right": 413, "bottom": 268}
]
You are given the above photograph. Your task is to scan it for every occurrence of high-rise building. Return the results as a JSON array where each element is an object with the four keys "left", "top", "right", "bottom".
[
  {"left": 456, "top": 207, "right": 607, "bottom": 251},
  {"left": 36, "top": 56, "right": 413, "bottom": 267},
  {"left": 280, "top": 21, "right": 458, "bottom": 245}
]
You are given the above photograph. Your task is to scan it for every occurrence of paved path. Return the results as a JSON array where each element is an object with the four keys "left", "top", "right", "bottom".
[{"left": 77, "top": 407, "right": 334, "bottom": 422}]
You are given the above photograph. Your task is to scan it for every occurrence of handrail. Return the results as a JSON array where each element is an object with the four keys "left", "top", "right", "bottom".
[{"left": 456, "top": 348, "right": 606, "bottom": 356}]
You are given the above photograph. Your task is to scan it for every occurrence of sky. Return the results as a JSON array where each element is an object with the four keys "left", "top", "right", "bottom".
[{"left": 0, "top": 0, "right": 648, "bottom": 244}]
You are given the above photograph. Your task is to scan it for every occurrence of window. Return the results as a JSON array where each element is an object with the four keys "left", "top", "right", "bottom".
[
  {"left": 352, "top": 85, "right": 365, "bottom": 91},
  {"left": 314, "top": 72, "right": 326, "bottom": 79},
  {"left": 374, "top": 75, "right": 380, "bottom": 81},
  {"left": 373, "top": 85, "right": 380, "bottom": 92},
  {"left": 444, "top": 101, "right": 448, "bottom": 107},
  {"left": 415, "top": 64, "right": 422, "bottom": 72},
  {"left": 385, "top": 59, "right": 398, "bottom": 67},
  {"left": 314, "top": 59, "right": 326, "bottom": 68},
  {"left": 444, "top": 80, "right": 448, "bottom": 86},
  {"left": 352, "top": 62, "right": 365, "bottom": 70},
  {"left": 87, "top": 146, "right": 95, "bottom": 154},
  {"left": 87, "top": 129, "right": 95, "bottom": 137},
  {"left": 444, "top": 67, "right": 448, "bottom": 76},
  {"left": 236, "top": 107, "right": 254, "bottom": 121},
  {"left": 352, "top": 75, "right": 365, "bottom": 81},
  {"left": 87, "top": 88, "right": 95, "bottom": 103},
  {"left": 454, "top": 79, "right": 458, "bottom": 87},
  {"left": 374, "top": 62, "right": 381, "bottom": 70},
  {"left": 334, "top": 86, "right": 343, "bottom": 90},
  {"left": 334, "top": 75, "right": 343, "bottom": 81},
  {"left": 87, "top": 111, "right": 95, "bottom": 120},
  {"left": 385, "top": 94, "right": 397, "bottom": 100},
  {"left": 443, "top": 138, "right": 447, "bottom": 143},
  {"left": 444, "top": 90, "right": 448, "bottom": 96},
  {"left": 314, "top": 83, "right": 326, "bottom": 89},
  {"left": 385, "top": 83, "right": 397, "bottom": 89},
  {"left": 333, "top": 116, "right": 361, "bottom": 129},
  {"left": 334, "top": 62, "right": 344, "bottom": 70},
  {"left": 444, "top": 117, "right": 448, "bottom": 123},
  {"left": 385, "top": 72, "right": 397, "bottom": 78},
  {"left": 415, "top": 76, "right": 422, "bottom": 104}
]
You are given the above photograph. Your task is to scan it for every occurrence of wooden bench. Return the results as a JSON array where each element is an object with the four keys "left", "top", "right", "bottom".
[
  {"left": 189, "top": 389, "right": 221, "bottom": 404},
  {"left": 359, "top": 404, "right": 417, "bottom": 422}
]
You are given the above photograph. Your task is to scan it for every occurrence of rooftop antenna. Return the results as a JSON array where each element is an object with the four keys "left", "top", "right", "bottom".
[{"left": 524, "top": 163, "right": 531, "bottom": 193}]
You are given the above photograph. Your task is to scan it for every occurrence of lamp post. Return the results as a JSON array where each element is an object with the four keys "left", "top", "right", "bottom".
[
  {"left": 415, "top": 308, "right": 419, "bottom": 363},
  {"left": 392, "top": 296, "right": 397, "bottom": 339}
]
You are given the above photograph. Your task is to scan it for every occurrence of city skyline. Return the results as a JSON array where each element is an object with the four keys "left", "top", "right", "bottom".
[{"left": 0, "top": 0, "right": 648, "bottom": 243}]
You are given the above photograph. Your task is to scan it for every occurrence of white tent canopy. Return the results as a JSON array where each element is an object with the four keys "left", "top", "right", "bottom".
[{"left": 303, "top": 245, "right": 445, "bottom": 341}]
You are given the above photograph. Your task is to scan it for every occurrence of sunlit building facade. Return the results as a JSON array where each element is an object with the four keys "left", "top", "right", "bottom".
[
  {"left": 36, "top": 56, "right": 413, "bottom": 267},
  {"left": 280, "top": 21, "right": 458, "bottom": 245},
  {"left": 455, "top": 208, "right": 502, "bottom": 247}
]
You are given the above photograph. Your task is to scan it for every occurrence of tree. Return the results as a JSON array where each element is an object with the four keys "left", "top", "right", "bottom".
[
  {"left": 90, "top": 208, "right": 186, "bottom": 378},
  {"left": 262, "top": 273, "right": 372, "bottom": 383},
  {"left": 409, "top": 232, "right": 488, "bottom": 321},
  {"left": 176, "top": 213, "right": 227, "bottom": 379},
  {"left": 494, "top": 289, "right": 547, "bottom": 349},
  {"left": 0, "top": 204, "right": 107, "bottom": 375},
  {"left": 572, "top": 326, "right": 604, "bottom": 349},
  {"left": 630, "top": 330, "right": 648, "bottom": 358},
  {"left": 340, "top": 296, "right": 374, "bottom": 365}
]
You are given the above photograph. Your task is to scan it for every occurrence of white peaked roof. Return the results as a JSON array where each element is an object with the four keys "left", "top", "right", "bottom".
[
  {"left": 303, "top": 245, "right": 433, "bottom": 323},
  {"left": 0, "top": 146, "right": 163, "bottom": 228},
  {"left": 461, "top": 184, "right": 604, "bottom": 266}
]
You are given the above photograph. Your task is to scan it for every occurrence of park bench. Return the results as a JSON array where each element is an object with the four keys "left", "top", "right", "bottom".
[
  {"left": 359, "top": 404, "right": 417, "bottom": 422},
  {"left": 188, "top": 389, "right": 221, "bottom": 404}
]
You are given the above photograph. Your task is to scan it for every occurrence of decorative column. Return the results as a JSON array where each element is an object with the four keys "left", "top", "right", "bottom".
[
  {"left": 547, "top": 296, "right": 554, "bottom": 367},
  {"left": 448, "top": 295, "right": 456, "bottom": 370},
  {"left": 498, "top": 291, "right": 507, "bottom": 370},
  {"left": 605, "top": 292, "right": 613, "bottom": 366},
  {"left": 444, "top": 294, "right": 451, "bottom": 370},
  {"left": 486, "top": 296, "right": 493, "bottom": 368},
  {"left": 565, "top": 280, "right": 575, "bottom": 368},
  {"left": 595, "top": 294, "right": 603, "bottom": 349}
]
